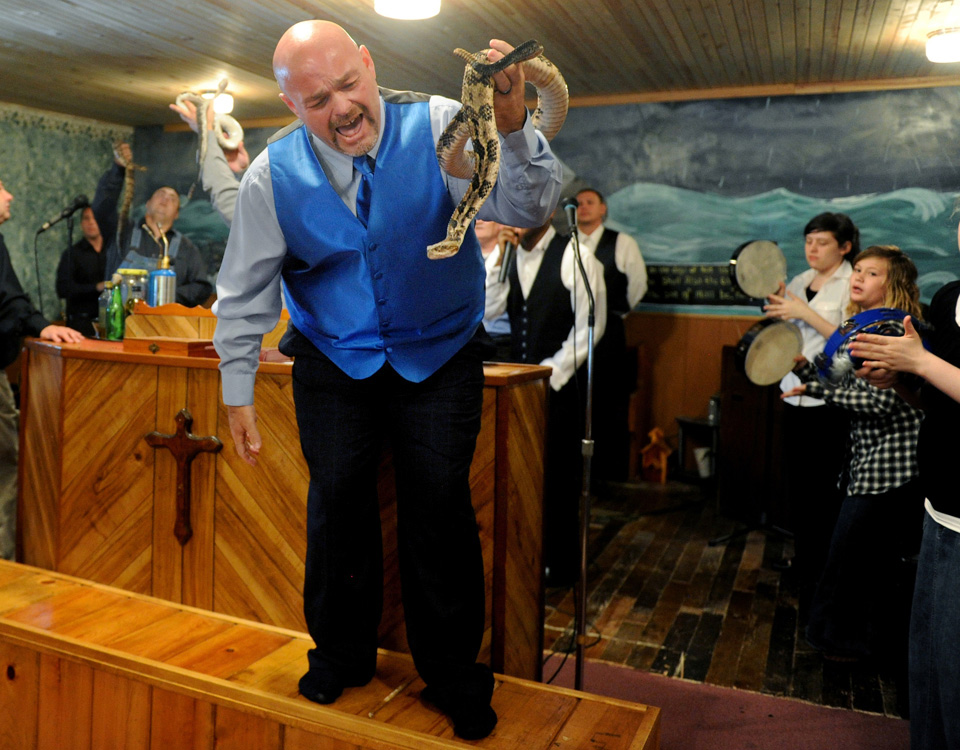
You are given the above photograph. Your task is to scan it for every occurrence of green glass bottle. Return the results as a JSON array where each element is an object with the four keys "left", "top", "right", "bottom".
[{"left": 105, "top": 275, "right": 125, "bottom": 341}]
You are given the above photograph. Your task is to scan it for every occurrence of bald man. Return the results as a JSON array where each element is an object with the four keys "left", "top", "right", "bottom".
[{"left": 213, "top": 21, "right": 562, "bottom": 739}]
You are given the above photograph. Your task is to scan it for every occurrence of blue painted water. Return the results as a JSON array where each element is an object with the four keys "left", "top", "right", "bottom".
[{"left": 607, "top": 182, "right": 960, "bottom": 302}]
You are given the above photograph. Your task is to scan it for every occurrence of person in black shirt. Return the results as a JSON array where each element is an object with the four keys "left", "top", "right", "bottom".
[
  {"left": 96, "top": 143, "right": 213, "bottom": 308},
  {"left": 0, "top": 176, "right": 82, "bottom": 560},
  {"left": 55, "top": 205, "right": 107, "bottom": 336},
  {"left": 851, "top": 273, "right": 960, "bottom": 750}
]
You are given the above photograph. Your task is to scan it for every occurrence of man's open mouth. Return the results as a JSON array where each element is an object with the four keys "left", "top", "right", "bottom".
[{"left": 336, "top": 113, "right": 363, "bottom": 137}]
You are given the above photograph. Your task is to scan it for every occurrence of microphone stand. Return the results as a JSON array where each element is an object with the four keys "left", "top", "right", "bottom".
[
  {"left": 64, "top": 214, "right": 76, "bottom": 323},
  {"left": 567, "top": 223, "right": 596, "bottom": 691}
]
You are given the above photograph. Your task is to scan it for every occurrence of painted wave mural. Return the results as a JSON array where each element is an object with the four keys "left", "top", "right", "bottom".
[{"left": 606, "top": 182, "right": 960, "bottom": 303}]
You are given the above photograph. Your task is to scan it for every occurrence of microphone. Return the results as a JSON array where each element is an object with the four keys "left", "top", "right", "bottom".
[
  {"left": 498, "top": 240, "right": 516, "bottom": 283},
  {"left": 38, "top": 194, "right": 89, "bottom": 233},
  {"left": 563, "top": 197, "right": 579, "bottom": 236}
]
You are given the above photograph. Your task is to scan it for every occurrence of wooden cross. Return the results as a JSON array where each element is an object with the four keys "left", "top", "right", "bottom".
[{"left": 145, "top": 408, "right": 223, "bottom": 546}]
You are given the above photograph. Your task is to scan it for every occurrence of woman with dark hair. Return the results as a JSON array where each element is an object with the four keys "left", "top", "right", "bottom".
[{"left": 762, "top": 212, "right": 858, "bottom": 610}]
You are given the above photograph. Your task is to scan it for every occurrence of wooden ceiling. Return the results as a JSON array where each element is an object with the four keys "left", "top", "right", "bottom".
[{"left": 3, "top": 0, "right": 960, "bottom": 128}]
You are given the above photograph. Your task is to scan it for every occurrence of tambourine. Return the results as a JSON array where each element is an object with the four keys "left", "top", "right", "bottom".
[
  {"left": 736, "top": 318, "right": 803, "bottom": 386},
  {"left": 814, "top": 308, "right": 914, "bottom": 383},
  {"left": 729, "top": 240, "right": 788, "bottom": 300}
]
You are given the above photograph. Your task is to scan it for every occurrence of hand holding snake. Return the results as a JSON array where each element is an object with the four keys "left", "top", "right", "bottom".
[
  {"left": 486, "top": 39, "right": 527, "bottom": 134},
  {"left": 173, "top": 79, "right": 245, "bottom": 198},
  {"left": 428, "top": 39, "right": 568, "bottom": 260},
  {"left": 169, "top": 98, "right": 250, "bottom": 173}
]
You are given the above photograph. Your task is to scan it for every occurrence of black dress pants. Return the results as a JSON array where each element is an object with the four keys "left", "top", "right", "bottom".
[
  {"left": 781, "top": 403, "right": 848, "bottom": 610},
  {"left": 289, "top": 337, "right": 488, "bottom": 697},
  {"left": 543, "top": 373, "right": 586, "bottom": 584},
  {"left": 590, "top": 312, "right": 632, "bottom": 483}
]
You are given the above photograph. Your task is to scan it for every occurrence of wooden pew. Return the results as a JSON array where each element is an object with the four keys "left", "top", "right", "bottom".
[{"left": 0, "top": 560, "right": 661, "bottom": 749}]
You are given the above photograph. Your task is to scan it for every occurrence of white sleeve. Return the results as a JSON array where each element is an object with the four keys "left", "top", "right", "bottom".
[
  {"left": 617, "top": 232, "right": 647, "bottom": 308},
  {"left": 483, "top": 245, "right": 509, "bottom": 321},
  {"left": 541, "top": 246, "right": 607, "bottom": 391}
]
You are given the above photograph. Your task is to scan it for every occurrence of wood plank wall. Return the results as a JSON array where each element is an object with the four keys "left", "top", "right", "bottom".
[{"left": 626, "top": 311, "right": 763, "bottom": 459}]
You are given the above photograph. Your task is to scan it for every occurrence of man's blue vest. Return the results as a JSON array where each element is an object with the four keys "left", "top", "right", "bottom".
[{"left": 268, "top": 98, "right": 484, "bottom": 382}]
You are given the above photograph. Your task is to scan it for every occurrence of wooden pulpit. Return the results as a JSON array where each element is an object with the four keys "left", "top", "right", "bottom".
[{"left": 18, "top": 335, "right": 550, "bottom": 681}]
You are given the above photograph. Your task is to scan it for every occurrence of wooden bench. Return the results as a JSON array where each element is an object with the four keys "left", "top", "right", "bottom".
[{"left": 0, "top": 560, "right": 660, "bottom": 749}]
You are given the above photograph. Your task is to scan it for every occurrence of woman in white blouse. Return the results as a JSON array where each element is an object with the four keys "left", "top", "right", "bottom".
[{"left": 763, "top": 212, "right": 858, "bottom": 611}]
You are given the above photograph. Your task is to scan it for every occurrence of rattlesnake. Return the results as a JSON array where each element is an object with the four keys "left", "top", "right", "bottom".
[
  {"left": 175, "top": 78, "right": 244, "bottom": 200},
  {"left": 427, "top": 40, "right": 568, "bottom": 260},
  {"left": 112, "top": 142, "right": 145, "bottom": 250}
]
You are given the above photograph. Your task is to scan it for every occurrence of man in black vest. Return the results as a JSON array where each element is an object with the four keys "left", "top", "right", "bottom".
[
  {"left": 485, "top": 214, "right": 606, "bottom": 585},
  {"left": 574, "top": 188, "right": 648, "bottom": 484}
]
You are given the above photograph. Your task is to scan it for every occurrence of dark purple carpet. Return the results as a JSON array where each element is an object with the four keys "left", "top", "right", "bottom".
[{"left": 551, "top": 658, "right": 910, "bottom": 749}]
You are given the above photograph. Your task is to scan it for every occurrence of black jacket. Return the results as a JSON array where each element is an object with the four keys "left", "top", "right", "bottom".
[{"left": 0, "top": 233, "right": 51, "bottom": 368}]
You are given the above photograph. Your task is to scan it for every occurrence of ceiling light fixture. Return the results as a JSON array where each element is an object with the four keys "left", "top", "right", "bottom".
[
  {"left": 200, "top": 89, "right": 234, "bottom": 114},
  {"left": 926, "top": 27, "right": 960, "bottom": 63},
  {"left": 374, "top": 0, "right": 440, "bottom": 20}
]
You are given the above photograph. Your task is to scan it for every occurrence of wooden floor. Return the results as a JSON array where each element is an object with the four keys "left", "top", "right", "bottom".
[{"left": 541, "top": 480, "right": 911, "bottom": 719}]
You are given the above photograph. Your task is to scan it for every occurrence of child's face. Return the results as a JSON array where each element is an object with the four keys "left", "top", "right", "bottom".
[
  {"left": 850, "top": 257, "right": 889, "bottom": 310},
  {"left": 804, "top": 231, "right": 851, "bottom": 273}
]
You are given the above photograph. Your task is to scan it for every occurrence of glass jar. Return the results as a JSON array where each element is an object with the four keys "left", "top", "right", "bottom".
[{"left": 118, "top": 268, "right": 149, "bottom": 313}]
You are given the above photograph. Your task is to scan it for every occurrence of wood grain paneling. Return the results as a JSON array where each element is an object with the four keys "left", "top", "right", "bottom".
[
  {"left": 37, "top": 654, "right": 94, "bottom": 750},
  {"left": 125, "top": 315, "right": 205, "bottom": 339},
  {"left": 496, "top": 379, "right": 547, "bottom": 679},
  {"left": 0, "top": 560, "right": 662, "bottom": 750},
  {"left": 626, "top": 311, "right": 759, "bottom": 465},
  {"left": 183, "top": 368, "right": 220, "bottom": 610},
  {"left": 91, "top": 670, "right": 152, "bottom": 750},
  {"left": 125, "top": 309, "right": 288, "bottom": 349},
  {"left": 213, "top": 373, "right": 308, "bottom": 631},
  {"left": 21, "top": 341, "right": 548, "bottom": 680},
  {"left": 18, "top": 349, "right": 62, "bottom": 570},
  {"left": 153, "top": 365, "right": 188, "bottom": 602},
  {"left": 0, "top": 641, "right": 39, "bottom": 750},
  {"left": 149, "top": 688, "right": 215, "bottom": 750},
  {"left": 59, "top": 358, "right": 157, "bottom": 591}
]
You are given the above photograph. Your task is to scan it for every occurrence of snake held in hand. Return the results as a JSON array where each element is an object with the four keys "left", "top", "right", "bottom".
[
  {"left": 175, "top": 78, "right": 244, "bottom": 200},
  {"left": 427, "top": 40, "right": 568, "bottom": 260}
]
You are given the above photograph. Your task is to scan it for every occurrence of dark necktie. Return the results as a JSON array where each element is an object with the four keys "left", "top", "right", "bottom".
[{"left": 353, "top": 155, "right": 374, "bottom": 227}]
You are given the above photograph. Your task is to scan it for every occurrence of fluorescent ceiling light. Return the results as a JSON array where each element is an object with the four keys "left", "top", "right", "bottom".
[
  {"left": 375, "top": 0, "right": 440, "bottom": 20},
  {"left": 927, "top": 28, "right": 960, "bottom": 63}
]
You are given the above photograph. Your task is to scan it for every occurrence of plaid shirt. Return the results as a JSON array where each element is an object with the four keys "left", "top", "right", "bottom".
[{"left": 796, "top": 360, "right": 923, "bottom": 496}]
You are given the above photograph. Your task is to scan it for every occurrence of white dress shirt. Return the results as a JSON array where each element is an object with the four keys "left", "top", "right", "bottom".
[
  {"left": 485, "top": 226, "right": 607, "bottom": 391},
  {"left": 780, "top": 263, "right": 853, "bottom": 406},
  {"left": 577, "top": 225, "right": 648, "bottom": 309}
]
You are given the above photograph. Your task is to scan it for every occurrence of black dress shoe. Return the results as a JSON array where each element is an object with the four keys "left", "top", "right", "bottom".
[
  {"left": 298, "top": 672, "right": 343, "bottom": 705},
  {"left": 421, "top": 685, "right": 498, "bottom": 740}
]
